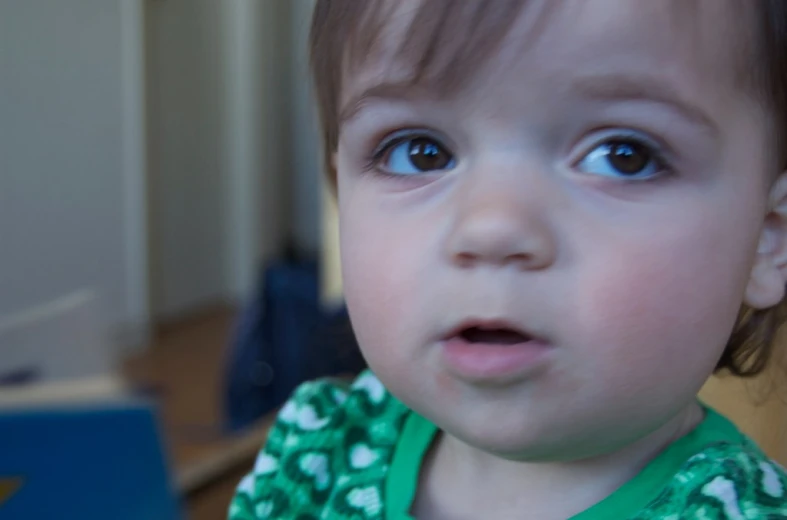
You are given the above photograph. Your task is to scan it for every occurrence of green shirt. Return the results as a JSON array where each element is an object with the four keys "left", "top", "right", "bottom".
[{"left": 229, "top": 371, "right": 787, "bottom": 519}]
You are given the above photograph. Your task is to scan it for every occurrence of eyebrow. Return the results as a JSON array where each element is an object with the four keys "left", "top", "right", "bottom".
[
  {"left": 340, "top": 81, "right": 424, "bottom": 125},
  {"left": 571, "top": 73, "right": 719, "bottom": 137},
  {"left": 340, "top": 73, "right": 720, "bottom": 137}
]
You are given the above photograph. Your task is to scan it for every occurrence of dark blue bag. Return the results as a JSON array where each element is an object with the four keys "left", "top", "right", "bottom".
[
  {"left": 224, "top": 258, "right": 365, "bottom": 432},
  {"left": 224, "top": 258, "right": 320, "bottom": 432}
]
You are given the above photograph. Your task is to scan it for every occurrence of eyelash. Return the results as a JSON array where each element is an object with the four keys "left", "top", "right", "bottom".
[
  {"left": 573, "top": 130, "right": 675, "bottom": 182},
  {"left": 362, "top": 128, "right": 676, "bottom": 181},
  {"left": 364, "top": 128, "right": 449, "bottom": 175}
]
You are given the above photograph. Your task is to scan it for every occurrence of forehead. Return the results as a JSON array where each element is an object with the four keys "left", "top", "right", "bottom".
[{"left": 341, "top": 0, "right": 756, "bottom": 111}]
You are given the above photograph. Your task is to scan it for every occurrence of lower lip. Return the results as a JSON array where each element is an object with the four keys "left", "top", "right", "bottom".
[{"left": 441, "top": 337, "right": 550, "bottom": 383}]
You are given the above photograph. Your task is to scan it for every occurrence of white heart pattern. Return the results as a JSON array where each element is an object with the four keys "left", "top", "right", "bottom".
[
  {"left": 237, "top": 474, "right": 255, "bottom": 494},
  {"left": 299, "top": 452, "right": 332, "bottom": 491},
  {"left": 279, "top": 400, "right": 299, "bottom": 424},
  {"left": 761, "top": 462, "right": 785, "bottom": 498},
  {"left": 353, "top": 373, "right": 386, "bottom": 404},
  {"left": 254, "top": 453, "right": 279, "bottom": 475},
  {"left": 281, "top": 400, "right": 330, "bottom": 430},
  {"left": 297, "top": 404, "right": 330, "bottom": 431},
  {"left": 350, "top": 444, "right": 380, "bottom": 470},
  {"left": 256, "top": 501, "right": 274, "bottom": 518},
  {"left": 346, "top": 485, "right": 383, "bottom": 517}
]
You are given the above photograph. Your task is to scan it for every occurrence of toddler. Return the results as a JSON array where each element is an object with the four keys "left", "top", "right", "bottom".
[{"left": 231, "top": 1, "right": 787, "bottom": 518}]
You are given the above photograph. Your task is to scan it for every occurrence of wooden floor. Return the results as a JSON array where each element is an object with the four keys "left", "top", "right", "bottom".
[
  {"left": 124, "top": 305, "right": 270, "bottom": 520},
  {"left": 187, "top": 465, "right": 252, "bottom": 520},
  {"left": 125, "top": 306, "right": 237, "bottom": 469}
]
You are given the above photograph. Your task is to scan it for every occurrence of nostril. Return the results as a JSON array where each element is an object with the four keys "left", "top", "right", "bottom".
[
  {"left": 453, "top": 251, "right": 537, "bottom": 270},
  {"left": 454, "top": 252, "right": 478, "bottom": 268},
  {"left": 506, "top": 252, "right": 541, "bottom": 271},
  {"left": 446, "top": 209, "right": 556, "bottom": 270}
]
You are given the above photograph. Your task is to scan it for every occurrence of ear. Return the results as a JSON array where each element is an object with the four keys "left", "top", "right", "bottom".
[{"left": 745, "top": 173, "right": 787, "bottom": 309}]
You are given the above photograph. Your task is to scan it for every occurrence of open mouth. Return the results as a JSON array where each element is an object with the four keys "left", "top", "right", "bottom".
[
  {"left": 457, "top": 325, "right": 533, "bottom": 345},
  {"left": 441, "top": 321, "right": 549, "bottom": 380}
]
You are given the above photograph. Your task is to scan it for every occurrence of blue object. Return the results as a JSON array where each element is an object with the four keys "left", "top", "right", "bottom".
[
  {"left": 224, "top": 259, "right": 322, "bottom": 432},
  {"left": 0, "top": 400, "right": 181, "bottom": 520},
  {"left": 224, "top": 258, "right": 366, "bottom": 432}
]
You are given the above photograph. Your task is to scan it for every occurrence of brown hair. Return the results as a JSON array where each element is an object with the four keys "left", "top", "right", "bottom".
[{"left": 309, "top": 0, "right": 787, "bottom": 378}]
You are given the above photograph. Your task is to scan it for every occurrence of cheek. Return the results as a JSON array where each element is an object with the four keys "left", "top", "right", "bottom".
[
  {"left": 339, "top": 197, "right": 432, "bottom": 364},
  {"left": 573, "top": 209, "right": 758, "bottom": 392}
]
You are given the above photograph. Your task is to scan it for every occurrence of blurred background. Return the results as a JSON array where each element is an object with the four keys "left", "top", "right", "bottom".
[
  {"left": 0, "top": 1, "right": 785, "bottom": 519},
  {"left": 2, "top": 0, "right": 322, "bottom": 350},
  {"left": 0, "top": 0, "right": 344, "bottom": 518}
]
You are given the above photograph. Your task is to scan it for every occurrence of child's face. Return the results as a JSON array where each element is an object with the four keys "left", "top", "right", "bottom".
[{"left": 335, "top": 1, "right": 778, "bottom": 459}]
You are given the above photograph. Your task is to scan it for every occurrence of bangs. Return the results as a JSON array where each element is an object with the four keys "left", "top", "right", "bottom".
[
  {"left": 347, "top": 0, "right": 530, "bottom": 94},
  {"left": 310, "top": 0, "right": 530, "bottom": 166},
  {"left": 311, "top": 0, "right": 771, "bottom": 172}
]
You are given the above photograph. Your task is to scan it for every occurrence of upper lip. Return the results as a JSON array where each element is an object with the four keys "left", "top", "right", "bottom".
[{"left": 442, "top": 318, "right": 539, "bottom": 342}]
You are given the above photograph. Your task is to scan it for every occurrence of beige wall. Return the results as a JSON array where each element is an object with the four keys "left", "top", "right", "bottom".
[
  {"left": 146, "top": 0, "right": 302, "bottom": 318},
  {"left": 1, "top": 0, "right": 148, "bottom": 347},
  {"left": 701, "top": 369, "right": 787, "bottom": 464},
  {"left": 145, "top": 0, "right": 229, "bottom": 318}
]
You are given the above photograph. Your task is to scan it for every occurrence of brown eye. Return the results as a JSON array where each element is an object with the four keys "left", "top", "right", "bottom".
[
  {"left": 608, "top": 141, "right": 650, "bottom": 175},
  {"left": 381, "top": 135, "right": 455, "bottom": 175},
  {"left": 577, "top": 137, "right": 664, "bottom": 180},
  {"left": 408, "top": 138, "right": 452, "bottom": 171}
]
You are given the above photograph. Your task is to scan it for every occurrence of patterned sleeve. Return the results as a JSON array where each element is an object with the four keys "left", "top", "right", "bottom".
[
  {"left": 642, "top": 443, "right": 787, "bottom": 519},
  {"left": 227, "top": 378, "right": 353, "bottom": 520},
  {"left": 227, "top": 406, "right": 291, "bottom": 519}
]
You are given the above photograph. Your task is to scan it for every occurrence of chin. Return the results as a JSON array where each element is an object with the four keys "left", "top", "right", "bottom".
[{"left": 429, "top": 406, "right": 562, "bottom": 459}]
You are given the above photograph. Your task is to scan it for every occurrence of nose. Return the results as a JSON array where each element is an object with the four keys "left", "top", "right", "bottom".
[{"left": 445, "top": 172, "right": 557, "bottom": 271}]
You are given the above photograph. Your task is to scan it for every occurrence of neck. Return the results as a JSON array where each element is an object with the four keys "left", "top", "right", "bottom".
[{"left": 413, "top": 402, "right": 704, "bottom": 520}]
